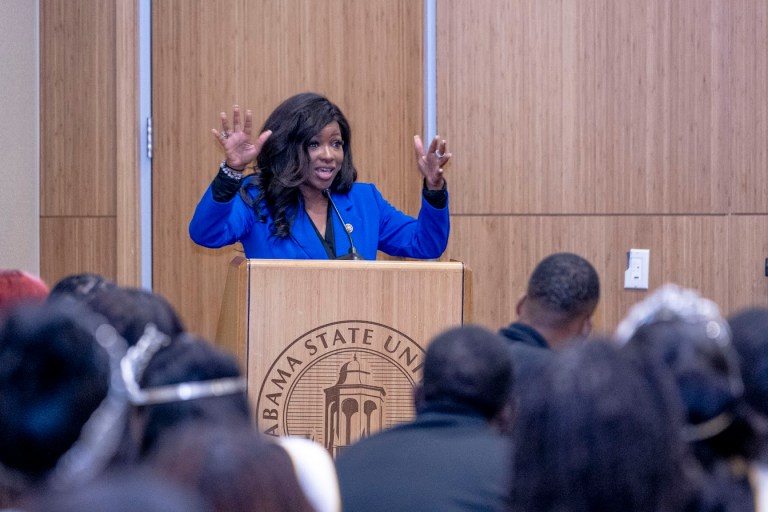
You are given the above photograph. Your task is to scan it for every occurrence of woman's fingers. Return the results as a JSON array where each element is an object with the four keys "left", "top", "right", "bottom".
[
  {"left": 413, "top": 135, "right": 427, "bottom": 163},
  {"left": 253, "top": 130, "right": 272, "bottom": 158},
  {"left": 243, "top": 109, "right": 253, "bottom": 136},
  {"left": 428, "top": 135, "right": 439, "bottom": 155},
  {"left": 231, "top": 105, "right": 241, "bottom": 132},
  {"left": 220, "top": 111, "right": 230, "bottom": 134}
]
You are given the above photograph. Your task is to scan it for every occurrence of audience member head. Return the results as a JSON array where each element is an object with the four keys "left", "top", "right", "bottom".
[
  {"left": 122, "top": 331, "right": 250, "bottom": 458},
  {"left": 243, "top": 92, "right": 358, "bottom": 237},
  {"left": 616, "top": 284, "right": 749, "bottom": 458},
  {"left": 0, "top": 270, "right": 48, "bottom": 314},
  {"left": 85, "top": 286, "right": 185, "bottom": 346},
  {"left": 20, "top": 467, "right": 210, "bottom": 512},
  {"left": 509, "top": 339, "right": 694, "bottom": 512},
  {"left": 416, "top": 324, "right": 513, "bottom": 420},
  {"left": 517, "top": 252, "right": 600, "bottom": 347},
  {"left": 0, "top": 300, "right": 127, "bottom": 497},
  {"left": 47, "top": 272, "right": 116, "bottom": 303},
  {"left": 727, "top": 307, "right": 768, "bottom": 456},
  {"left": 150, "top": 424, "right": 315, "bottom": 512}
]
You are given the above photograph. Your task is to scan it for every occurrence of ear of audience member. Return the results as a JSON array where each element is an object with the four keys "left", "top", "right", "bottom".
[
  {"left": 20, "top": 467, "right": 210, "bottom": 512},
  {"left": 508, "top": 339, "right": 699, "bottom": 512},
  {"left": 616, "top": 283, "right": 755, "bottom": 511},
  {"left": 47, "top": 272, "right": 116, "bottom": 303},
  {"left": 127, "top": 332, "right": 250, "bottom": 458},
  {"left": 0, "top": 301, "right": 128, "bottom": 503},
  {"left": 150, "top": 424, "right": 316, "bottom": 512},
  {"left": 84, "top": 286, "right": 185, "bottom": 346},
  {"left": 0, "top": 269, "right": 49, "bottom": 314}
]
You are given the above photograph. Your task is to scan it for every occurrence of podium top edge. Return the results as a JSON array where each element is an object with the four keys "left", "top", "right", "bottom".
[{"left": 239, "top": 258, "right": 466, "bottom": 271}]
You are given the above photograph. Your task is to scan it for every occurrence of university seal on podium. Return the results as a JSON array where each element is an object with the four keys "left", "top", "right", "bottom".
[{"left": 255, "top": 320, "right": 425, "bottom": 456}]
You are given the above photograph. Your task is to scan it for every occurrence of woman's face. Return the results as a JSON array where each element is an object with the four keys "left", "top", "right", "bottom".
[{"left": 299, "top": 121, "right": 344, "bottom": 196}]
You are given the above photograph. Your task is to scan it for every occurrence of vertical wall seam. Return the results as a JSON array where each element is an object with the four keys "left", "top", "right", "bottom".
[
  {"left": 139, "top": 0, "right": 152, "bottom": 289},
  {"left": 425, "top": 0, "right": 437, "bottom": 140}
]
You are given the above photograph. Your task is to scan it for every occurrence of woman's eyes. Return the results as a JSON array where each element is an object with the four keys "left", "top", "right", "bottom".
[{"left": 307, "top": 140, "right": 344, "bottom": 149}]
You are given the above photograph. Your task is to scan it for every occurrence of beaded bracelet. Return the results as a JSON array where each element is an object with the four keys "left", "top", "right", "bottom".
[{"left": 219, "top": 160, "right": 245, "bottom": 180}]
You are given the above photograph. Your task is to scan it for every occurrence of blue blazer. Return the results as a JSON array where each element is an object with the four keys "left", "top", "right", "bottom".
[{"left": 189, "top": 182, "right": 450, "bottom": 260}]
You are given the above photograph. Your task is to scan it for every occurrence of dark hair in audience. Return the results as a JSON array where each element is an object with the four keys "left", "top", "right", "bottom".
[
  {"left": 242, "top": 92, "right": 358, "bottom": 237},
  {"left": 47, "top": 272, "right": 116, "bottom": 303},
  {"left": 625, "top": 319, "right": 744, "bottom": 433},
  {"left": 150, "top": 424, "right": 314, "bottom": 512},
  {"left": 85, "top": 286, "right": 184, "bottom": 346},
  {"left": 508, "top": 340, "right": 695, "bottom": 512},
  {"left": 727, "top": 307, "right": 768, "bottom": 460},
  {"left": 526, "top": 252, "right": 600, "bottom": 323},
  {"left": 618, "top": 285, "right": 750, "bottom": 461},
  {"left": 136, "top": 334, "right": 250, "bottom": 457},
  {"left": 21, "top": 467, "right": 210, "bottom": 512},
  {"left": 420, "top": 324, "right": 513, "bottom": 419},
  {"left": 728, "top": 307, "right": 768, "bottom": 419},
  {"left": 0, "top": 301, "right": 111, "bottom": 483}
]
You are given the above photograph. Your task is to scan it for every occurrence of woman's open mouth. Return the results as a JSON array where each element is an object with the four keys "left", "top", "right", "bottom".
[{"left": 314, "top": 167, "right": 336, "bottom": 180}]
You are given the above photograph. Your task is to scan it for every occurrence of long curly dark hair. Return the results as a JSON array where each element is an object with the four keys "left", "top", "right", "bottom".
[{"left": 240, "top": 93, "right": 358, "bottom": 237}]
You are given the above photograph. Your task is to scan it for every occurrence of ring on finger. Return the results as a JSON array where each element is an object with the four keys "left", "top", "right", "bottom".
[
  {"left": 434, "top": 150, "right": 444, "bottom": 159},
  {"left": 220, "top": 131, "right": 230, "bottom": 140}
]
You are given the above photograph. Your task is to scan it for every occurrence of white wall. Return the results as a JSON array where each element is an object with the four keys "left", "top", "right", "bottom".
[{"left": 0, "top": 0, "right": 39, "bottom": 274}]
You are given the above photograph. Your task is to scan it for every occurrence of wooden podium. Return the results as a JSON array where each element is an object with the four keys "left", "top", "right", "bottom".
[{"left": 215, "top": 257, "right": 472, "bottom": 454}]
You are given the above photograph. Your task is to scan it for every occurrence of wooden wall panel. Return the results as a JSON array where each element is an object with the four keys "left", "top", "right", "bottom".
[
  {"left": 438, "top": 0, "right": 768, "bottom": 332},
  {"left": 40, "top": 217, "right": 116, "bottom": 287},
  {"left": 115, "top": 0, "right": 140, "bottom": 285},
  {"left": 40, "top": 0, "right": 117, "bottom": 217},
  {"left": 153, "top": 0, "right": 423, "bottom": 340},
  {"left": 445, "top": 215, "right": 733, "bottom": 335},
  {"left": 727, "top": 0, "right": 768, "bottom": 212},
  {"left": 728, "top": 216, "right": 768, "bottom": 313},
  {"left": 437, "top": 0, "right": 754, "bottom": 215},
  {"left": 39, "top": 0, "right": 140, "bottom": 288}
]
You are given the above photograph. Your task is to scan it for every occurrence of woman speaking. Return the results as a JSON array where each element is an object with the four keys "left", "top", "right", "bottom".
[{"left": 189, "top": 92, "right": 451, "bottom": 260}]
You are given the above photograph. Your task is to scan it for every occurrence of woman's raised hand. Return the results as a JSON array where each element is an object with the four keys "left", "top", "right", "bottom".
[
  {"left": 212, "top": 105, "right": 271, "bottom": 171},
  {"left": 413, "top": 135, "right": 450, "bottom": 190}
]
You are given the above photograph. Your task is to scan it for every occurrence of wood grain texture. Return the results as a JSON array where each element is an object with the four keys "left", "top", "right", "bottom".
[
  {"left": 445, "top": 214, "right": 735, "bottom": 335},
  {"left": 238, "top": 259, "right": 468, "bottom": 439},
  {"left": 728, "top": 216, "right": 768, "bottom": 313},
  {"left": 115, "top": 0, "right": 141, "bottom": 286},
  {"left": 152, "top": 0, "right": 424, "bottom": 340},
  {"left": 436, "top": 0, "right": 768, "bottom": 335},
  {"left": 40, "top": 0, "right": 142, "bottom": 287},
  {"left": 437, "top": 0, "right": 764, "bottom": 215},
  {"left": 726, "top": 0, "right": 768, "bottom": 213},
  {"left": 40, "top": 217, "right": 117, "bottom": 287},
  {"left": 216, "top": 256, "right": 249, "bottom": 365},
  {"left": 40, "top": 0, "right": 117, "bottom": 217}
]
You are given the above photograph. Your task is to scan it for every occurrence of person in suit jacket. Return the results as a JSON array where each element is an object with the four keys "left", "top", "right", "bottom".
[
  {"left": 499, "top": 252, "right": 600, "bottom": 382},
  {"left": 189, "top": 92, "right": 450, "bottom": 260},
  {"left": 334, "top": 324, "right": 513, "bottom": 512}
]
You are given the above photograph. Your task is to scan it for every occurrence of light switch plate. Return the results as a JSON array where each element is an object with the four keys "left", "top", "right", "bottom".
[{"left": 624, "top": 249, "right": 650, "bottom": 289}]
